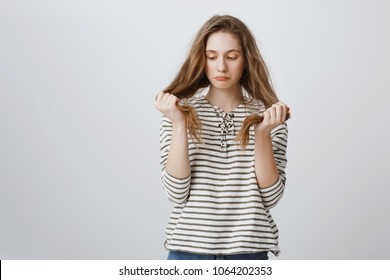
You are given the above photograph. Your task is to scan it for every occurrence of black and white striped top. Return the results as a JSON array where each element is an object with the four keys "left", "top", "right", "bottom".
[{"left": 159, "top": 95, "right": 288, "bottom": 256}]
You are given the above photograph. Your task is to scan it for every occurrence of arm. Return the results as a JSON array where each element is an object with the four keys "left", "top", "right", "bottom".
[
  {"left": 254, "top": 102, "right": 289, "bottom": 209},
  {"left": 156, "top": 92, "right": 191, "bottom": 205},
  {"left": 165, "top": 122, "right": 191, "bottom": 179}
]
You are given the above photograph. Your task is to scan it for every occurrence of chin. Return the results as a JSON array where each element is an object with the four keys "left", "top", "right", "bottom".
[{"left": 211, "top": 84, "right": 237, "bottom": 90}]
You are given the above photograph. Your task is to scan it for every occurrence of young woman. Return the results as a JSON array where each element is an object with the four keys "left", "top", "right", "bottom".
[{"left": 155, "top": 15, "right": 290, "bottom": 260}]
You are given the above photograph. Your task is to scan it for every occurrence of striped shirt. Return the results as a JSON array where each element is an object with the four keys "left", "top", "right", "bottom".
[{"left": 159, "top": 95, "right": 288, "bottom": 256}]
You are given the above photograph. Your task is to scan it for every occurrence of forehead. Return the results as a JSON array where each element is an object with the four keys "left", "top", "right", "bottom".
[{"left": 206, "top": 31, "right": 242, "bottom": 52}]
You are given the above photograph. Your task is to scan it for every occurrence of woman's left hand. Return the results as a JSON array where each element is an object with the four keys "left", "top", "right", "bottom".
[{"left": 255, "top": 101, "right": 290, "bottom": 135}]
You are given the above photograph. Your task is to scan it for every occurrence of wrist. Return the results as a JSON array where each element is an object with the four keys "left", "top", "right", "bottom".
[
  {"left": 172, "top": 121, "right": 187, "bottom": 130},
  {"left": 255, "top": 128, "right": 271, "bottom": 139}
]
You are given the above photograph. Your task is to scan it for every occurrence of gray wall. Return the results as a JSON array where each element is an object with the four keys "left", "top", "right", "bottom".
[{"left": 1, "top": 0, "right": 389, "bottom": 259}]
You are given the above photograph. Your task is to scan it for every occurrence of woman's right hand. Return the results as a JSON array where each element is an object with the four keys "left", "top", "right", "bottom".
[{"left": 155, "top": 92, "right": 186, "bottom": 127}]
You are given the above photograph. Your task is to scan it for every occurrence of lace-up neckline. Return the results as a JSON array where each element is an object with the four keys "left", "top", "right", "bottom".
[
  {"left": 202, "top": 95, "right": 244, "bottom": 152},
  {"left": 212, "top": 105, "right": 235, "bottom": 151}
]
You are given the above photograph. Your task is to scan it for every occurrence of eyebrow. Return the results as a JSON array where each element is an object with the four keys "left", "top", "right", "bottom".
[{"left": 205, "top": 49, "right": 241, "bottom": 53}]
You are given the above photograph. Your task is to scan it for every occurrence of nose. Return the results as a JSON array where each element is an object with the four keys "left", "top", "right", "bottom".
[{"left": 217, "top": 58, "right": 227, "bottom": 73}]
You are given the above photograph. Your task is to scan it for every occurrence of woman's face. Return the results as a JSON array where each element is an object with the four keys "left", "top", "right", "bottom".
[{"left": 205, "top": 31, "right": 246, "bottom": 92}]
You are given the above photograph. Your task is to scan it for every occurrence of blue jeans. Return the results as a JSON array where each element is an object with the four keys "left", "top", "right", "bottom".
[{"left": 167, "top": 250, "right": 269, "bottom": 260}]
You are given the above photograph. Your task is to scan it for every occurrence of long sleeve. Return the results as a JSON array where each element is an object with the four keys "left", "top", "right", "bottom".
[
  {"left": 159, "top": 116, "right": 191, "bottom": 205},
  {"left": 162, "top": 96, "right": 286, "bottom": 256},
  {"left": 258, "top": 122, "right": 288, "bottom": 210}
]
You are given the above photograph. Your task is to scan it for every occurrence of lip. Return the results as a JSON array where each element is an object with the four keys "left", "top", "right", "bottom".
[{"left": 215, "top": 76, "right": 229, "bottom": 81}]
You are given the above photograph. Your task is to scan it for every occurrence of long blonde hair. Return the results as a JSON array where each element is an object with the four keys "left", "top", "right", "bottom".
[{"left": 164, "top": 15, "right": 285, "bottom": 147}]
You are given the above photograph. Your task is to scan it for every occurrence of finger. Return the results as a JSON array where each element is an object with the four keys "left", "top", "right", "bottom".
[
  {"left": 277, "top": 103, "right": 287, "bottom": 122},
  {"left": 282, "top": 106, "right": 287, "bottom": 122},
  {"left": 282, "top": 103, "right": 290, "bottom": 121},
  {"left": 269, "top": 106, "right": 276, "bottom": 123},
  {"left": 272, "top": 104, "right": 282, "bottom": 123},
  {"left": 261, "top": 109, "right": 270, "bottom": 123},
  {"left": 277, "top": 101, "right": 288, "bottom": 121},
  {"left": 155, "top": 92, "right": 165, "bottom": 110},
  {"left": 168, "top": 96, "right": 181, "bottom": 112},
  {"left": 262, "top": 107, "right": 271, "bottom": 125},
  {"left": 155, "top": 91, "right": 164, "bottom": 103},
  {"left": 157, "top": 93, "right": 173, "bottom": 113},
  {"left": 166, "top": 94, "right": 177, "bottom": 107},
  {"left": 160, "top": 92, "right": 171, "bottom": 106}
]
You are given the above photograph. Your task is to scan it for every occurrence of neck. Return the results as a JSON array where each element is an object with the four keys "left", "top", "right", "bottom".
[{"left": 206, "top": 85, "right": 243, "bottom": 112}]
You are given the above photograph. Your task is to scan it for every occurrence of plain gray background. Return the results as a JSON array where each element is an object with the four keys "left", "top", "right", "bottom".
[{"left": 1, "top": 0, "right": 389, "bottom": 259}]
